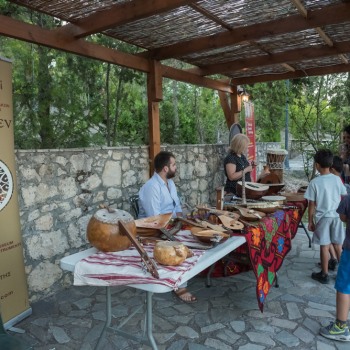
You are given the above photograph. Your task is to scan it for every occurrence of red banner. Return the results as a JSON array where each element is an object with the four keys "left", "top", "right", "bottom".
[{"left": 244, "top": 101, "right": 257, "bottom": 181}]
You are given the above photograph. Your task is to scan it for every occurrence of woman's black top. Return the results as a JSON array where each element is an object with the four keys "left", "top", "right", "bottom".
[{"left": 224, "top": 152, "right": 251, "bottom": 194}]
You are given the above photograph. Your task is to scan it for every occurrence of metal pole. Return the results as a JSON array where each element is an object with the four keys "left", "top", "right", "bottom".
[{"left": 285, "top": 79, "right": 290, "bottom": 169}]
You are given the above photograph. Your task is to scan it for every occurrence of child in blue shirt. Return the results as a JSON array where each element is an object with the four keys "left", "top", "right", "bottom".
[{"left": 319, "top": 194, "right": 350, "bottom": 341}]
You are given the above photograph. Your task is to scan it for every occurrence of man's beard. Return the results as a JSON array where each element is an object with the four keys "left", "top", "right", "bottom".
[{"left": 166, "top": 170, "right": 176, "bottom": 179}]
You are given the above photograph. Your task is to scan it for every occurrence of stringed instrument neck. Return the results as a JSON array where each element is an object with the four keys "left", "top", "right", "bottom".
[
  {"left": 241, "top": 172, "right": 246, "bottom": 205},
  {"left": 119, "top": 221, "right": 159, "bottom": 279}
]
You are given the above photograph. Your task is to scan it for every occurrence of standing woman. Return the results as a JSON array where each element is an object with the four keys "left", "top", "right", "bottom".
[{"left": 224, "top": 133, "right": 255, "bottom": 195}]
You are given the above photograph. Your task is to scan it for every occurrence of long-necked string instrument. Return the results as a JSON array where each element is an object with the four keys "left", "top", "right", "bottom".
[
  {"left": 119, "top": 221, "right": 159, "bottom": 279},
  {"left": 241, "top": 162, "right": 247, "bottom": 205}
]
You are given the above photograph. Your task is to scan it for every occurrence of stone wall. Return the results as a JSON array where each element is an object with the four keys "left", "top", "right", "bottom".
[{"left": 15, "top": 142, "right": 281, "bottom": 302}]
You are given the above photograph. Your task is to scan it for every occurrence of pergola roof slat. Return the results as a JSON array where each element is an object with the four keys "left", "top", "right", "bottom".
[{"left": 2, "top": 0, "right": 350, "bottom": 86}]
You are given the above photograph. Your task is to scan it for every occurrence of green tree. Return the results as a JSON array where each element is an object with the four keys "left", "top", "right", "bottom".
[
  {"left": 248, "top": 81, "right": 287, "bottom": 142},
  {"left": 289, "top": 75, "right": 346, "bottom": 179}
]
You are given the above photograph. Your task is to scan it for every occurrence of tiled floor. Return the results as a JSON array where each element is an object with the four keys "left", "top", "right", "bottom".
[{"left": 8, "top": 227, "right": 349, "bottom": 350}]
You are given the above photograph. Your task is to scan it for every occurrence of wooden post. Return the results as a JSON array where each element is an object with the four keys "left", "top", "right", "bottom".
[
  {"left": 218, "top": 91, "right": 231, "bottom": 129},
  {"left": 230, "top": 89, "right": 241, "bottom": 126},
  {"left": 147, "top": 60, "right": 163, "bottom": 175},
  {"left": 218, "top": 88, "right": 241, "bottom": 130}
]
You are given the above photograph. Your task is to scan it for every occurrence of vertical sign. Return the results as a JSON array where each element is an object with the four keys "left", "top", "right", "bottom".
[
  {"left": 244, "top": 101, "right": 257, "bottom": 181},
  {"left": 0, "top": 58, "right": 31, "bottom": 328}
]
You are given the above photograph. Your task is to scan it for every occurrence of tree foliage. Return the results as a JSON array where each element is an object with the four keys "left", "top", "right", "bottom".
[{"left": 1, "top": 2, "right": 350, "bottom": 154}]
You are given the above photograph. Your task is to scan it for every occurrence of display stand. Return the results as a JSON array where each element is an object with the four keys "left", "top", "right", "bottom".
[{"left": 0, "top": 312, "right": 33, "bottom": 350}]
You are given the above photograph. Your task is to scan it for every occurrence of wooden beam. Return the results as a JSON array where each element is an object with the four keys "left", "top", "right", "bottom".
[
  {"left": 316, "top": 27, "right": 334, "bottom": 47},
  {"left": 189, "top": 3, "right": 233, "bottom": 31},
  {"left": 339, "top": 54, "right": 349, "bottom": 64},
  {"left": 218, "top": 89, "right": 240, "bottom": 129},
  {"left": 290, "top": 1, "right": 348, "bottom": 69},
  {"left": 191, "top": 40, "right": 350, "bottom": 76},
  {"left": 160, "top": 65, "right": 233, "bottom": 93},
  {"left": 218, "top": 91, "right": 232, "bottom": 128},
  {"left": 290, "top": 0, "right": 308, "bottom": 18},
  {"left": 231, "top": 90, "right": 240, "bottom": 126},
  {"left": 0, "top": 14, "right": 232, "bottom": 93},
  {"left": 56, "top": 0, "right": 198, "bottom": 38},
  {"left": 281, "top": 63, "right": 296, "bottom": 72},
  {"left": 149, "top": 60, "right": 163, "bottom": 101},
  {"left": 0, "top": 14, "right": 148, "bottom": 71},
  {"left": 144, "top": 3, "right": 350, "bottom": 60},
  {"left": 230, "top": 63, "right": 350, "bottom": 85},
  {"left": 147, "top": 74, "right": 161, "bottom": 175}
]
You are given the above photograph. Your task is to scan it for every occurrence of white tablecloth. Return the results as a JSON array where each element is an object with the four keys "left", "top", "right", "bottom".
[{"left": 74, "top": 230, "right": 205, "bottom": 290}]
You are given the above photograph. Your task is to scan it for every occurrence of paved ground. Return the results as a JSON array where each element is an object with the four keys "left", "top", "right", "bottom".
[{"left": 8, "top": 226, "right": 349, "bottom": 350}]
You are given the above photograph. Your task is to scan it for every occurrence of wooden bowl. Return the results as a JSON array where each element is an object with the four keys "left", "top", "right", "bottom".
[
  {"left": 298, "top": 186, "right": 308, "bottom": 193},
  {"left": 265, "top": 183, "right": 285, "bottom": 195},
  {"left": 262, "top": 195, "right": 286, "bottom": 205},
  {"left": 236, "top": 182, "right": 269, "bottom": 200},
  {"left": 191, "top": 229, "right": 229, "bottom": 243}
]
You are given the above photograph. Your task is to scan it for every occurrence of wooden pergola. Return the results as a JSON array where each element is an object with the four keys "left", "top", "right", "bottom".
[{"left": 1, "top": 0, "right": 350, "bottom": 164}]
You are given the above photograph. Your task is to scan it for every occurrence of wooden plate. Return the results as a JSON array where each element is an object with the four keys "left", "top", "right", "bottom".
[
  {"left": 191, "top": 230, "right": 229, "bottom": 243},
  {"left": 135, "top": 213, "right": 172, "bottom": 229},
  {"left": 280, "top": 192, "right": 305, "bottom": 202},
  {"left": 136, "top": 227, "right": 162, "bottom": 237},
  {"left": 262, "top": 195, "right": 286, "bottom": 203},
  {"left": 250, "top": 206, "right": 279, "bottom": 214}
]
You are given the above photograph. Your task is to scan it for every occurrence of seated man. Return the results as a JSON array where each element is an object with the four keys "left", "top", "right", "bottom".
[
  {"left": 138, "top": 151, "right": 196, "bottom": 303},
  {"left": 138, "top": 151, "right": 182, "bottom": 218}
]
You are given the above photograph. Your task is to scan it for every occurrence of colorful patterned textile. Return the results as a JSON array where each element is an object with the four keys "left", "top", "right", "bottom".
[
  {"left": 200, "top": 200, "right": 307, "bottom": 312},
  {"left": 245, "top": 200, "right": 306, "bottom": 311}
]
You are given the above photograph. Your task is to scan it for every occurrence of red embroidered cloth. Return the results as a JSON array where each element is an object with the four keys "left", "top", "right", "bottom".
[
  {"left": 243, "top": 200, "right": 307, "bottom": 311},
  {"left": 200, "top": 200, "right": 307, "bottom": 312}
]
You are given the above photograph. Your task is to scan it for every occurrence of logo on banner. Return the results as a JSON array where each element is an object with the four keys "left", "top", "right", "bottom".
[{"left": 0, "top": 160, "right": 13, "bottom": 211}]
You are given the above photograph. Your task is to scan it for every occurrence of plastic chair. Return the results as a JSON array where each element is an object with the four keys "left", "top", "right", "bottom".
[{"left": 129, "top": 194, "right": 139, "bottom": 218}]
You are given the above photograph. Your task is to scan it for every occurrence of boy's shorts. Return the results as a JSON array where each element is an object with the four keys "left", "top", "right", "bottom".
[
  {"left": 335, "top": 248, "right": 350, "bottom": 294},
  {"left": 313, "top": 217, "right": 345, "bottom": 245}
]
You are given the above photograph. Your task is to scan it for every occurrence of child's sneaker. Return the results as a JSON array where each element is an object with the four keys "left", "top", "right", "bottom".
[
  {"left": 317, "top": 258, "right": 338, "bottom": 271},
  {"left": 320, "top": 322, "right": 350, "bottom": 341},
  {"left": 328, "top": 258, "right": 338, "bottom": 271},
  {"left": 311, "top": 271, "right": 329, "bottom": 284}
]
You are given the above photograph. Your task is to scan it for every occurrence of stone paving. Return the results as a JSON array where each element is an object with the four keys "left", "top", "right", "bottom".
[{"left": 9, "top": 227, "right": 350, "bottom": 350}]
